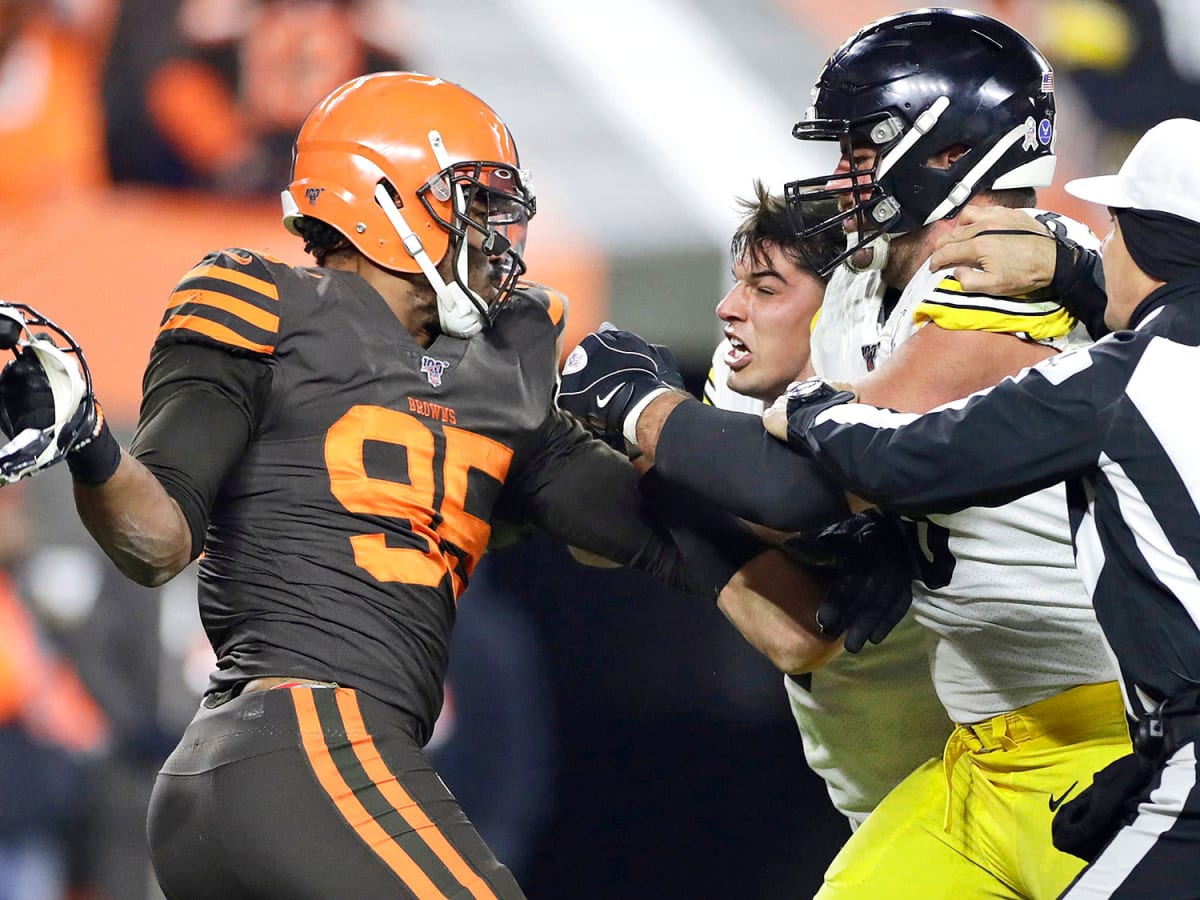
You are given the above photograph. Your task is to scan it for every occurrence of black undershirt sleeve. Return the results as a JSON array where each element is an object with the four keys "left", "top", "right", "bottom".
[
  {"left": 129, "top": 342, "right": 274, "bottom": 559},
  {"left": 1053, "top": 242, "right": 1109, "bottom": 339},
  {"left": 654, "top": 398, "right": 850, "bottom": 532},
  {"left": 495, "top": 408, "right": 697, "bottom": 593}
]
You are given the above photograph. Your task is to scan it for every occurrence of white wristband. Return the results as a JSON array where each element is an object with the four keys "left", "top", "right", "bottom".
[{"left": 622, "top": 387, "right": 673, "bottom": 449}]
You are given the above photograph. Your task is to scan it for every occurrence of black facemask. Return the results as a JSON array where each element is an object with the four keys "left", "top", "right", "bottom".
[{"left": 1116, "top": 208, "right": 1200, "bottom": 283}]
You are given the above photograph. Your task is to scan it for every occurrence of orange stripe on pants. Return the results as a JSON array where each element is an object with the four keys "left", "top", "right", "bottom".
[
  {"left": 292, "top": 688, "right": 448, "bottom": 899},
  {"left": 334, "top": 689, "right": 499, "bottom": 900}
]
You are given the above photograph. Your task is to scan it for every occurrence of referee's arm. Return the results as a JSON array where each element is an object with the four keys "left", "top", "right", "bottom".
[{"left": 795, "top": 341, "right": 1128, "bottom": 516}]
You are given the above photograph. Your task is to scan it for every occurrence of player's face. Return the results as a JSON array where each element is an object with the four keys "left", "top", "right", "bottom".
[
  {"left": 459, "top": 195, "right": 510, "bottom": 304},
  {"left": 827, "top": 141, "right": 878, "bottom": 213},
  {"left": 716, "top": 242, "right": 825, "bottom": 403},
  {"left": 458, "top": 184, "right": 530, "bottom": 305},
  {"left": 827, "top": 140, "right": 879, "bottom": 270}
]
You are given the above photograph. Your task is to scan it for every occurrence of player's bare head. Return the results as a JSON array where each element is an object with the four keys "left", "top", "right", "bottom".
[
  {"left": 282, "top": 72, "right": 537, "bottom": 337},
  {"left": 784, "top": 8, "right": 1056, "bottom": 276},
  {"left": 731, "top": 180, "right": 841, "bottom": 283}
]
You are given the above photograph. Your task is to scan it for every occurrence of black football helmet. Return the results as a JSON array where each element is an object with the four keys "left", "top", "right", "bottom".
[{"left": 785, "top": 8, "right": 1057, "bottom": 274}]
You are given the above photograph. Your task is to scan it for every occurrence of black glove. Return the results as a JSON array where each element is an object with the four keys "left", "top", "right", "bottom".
[
  {"left": 584, "top": 341, "right": 686, "bottom": 456},
  {"left": 557, "top": 323, "right": 679, "bottom": 440},
  {"left": 646, "top": 342, "right": 686, "bottom": 392},
  {"left": 1052, "top": 751, "right": 1158, "bottom": 862},
  {"left": 0, "top": 348, "right": 55, "bottom": 438},
  {"left": 782, "top": 509, "right": 915, "bottom": 653}
]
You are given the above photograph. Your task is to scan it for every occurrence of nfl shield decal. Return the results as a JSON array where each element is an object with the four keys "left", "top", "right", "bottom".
[{"left": 421, "top": 355, "right": 449, "bottom": 387}]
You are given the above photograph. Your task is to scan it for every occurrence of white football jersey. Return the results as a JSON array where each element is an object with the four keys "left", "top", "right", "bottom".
[
  {"left": 809, "top": 210, "right": 1117, "bottom": 724},
  {"left": 709, "top": 331, "right": 950, "bottom": 826}
]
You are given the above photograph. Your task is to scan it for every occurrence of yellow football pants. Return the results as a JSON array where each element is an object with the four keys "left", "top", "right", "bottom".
[{"left": 817, "top": 681, "right": 1132, "bottom": 899}]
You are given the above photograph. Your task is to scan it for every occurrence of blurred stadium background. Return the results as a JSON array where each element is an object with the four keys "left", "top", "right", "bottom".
[{"left": 1, "top": 1, "right": 1196, "bottom": 897}]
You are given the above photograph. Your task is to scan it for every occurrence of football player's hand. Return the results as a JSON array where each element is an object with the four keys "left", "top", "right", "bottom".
[
  {"left": 0, "top": 305, "right": 101, "bottom": 484},
  {"left": 0, "top": 347, "right": 55, "bottom": 438},
  {"left": 763, "top": 377, "right": 857, "bottom": 445},
  {"left": 783, "top": 510, "right": 915, "bottom": 653},
  {"left": 557, "top": 323, "right": 680, "bottom": 442},
  {"left": 929, "top": 206, "right": 1057, "bottom": 296}
]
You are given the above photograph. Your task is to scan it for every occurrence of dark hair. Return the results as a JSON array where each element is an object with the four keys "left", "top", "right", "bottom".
[
  {"left": 295, "top": 217, "right": 351, "bottom": 266},
  {"left": 730, "top": 180, "right": 843, "bottom": 283},
  {"left": 981, "top": 187, "right": 1037, "bottom": 210}
]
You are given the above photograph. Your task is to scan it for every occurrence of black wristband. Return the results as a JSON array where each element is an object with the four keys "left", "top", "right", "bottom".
[
  {"left": 1050, "top": 236, "right": 1110, "bottom": 339},
  {"left": 639, "top": 468, "right": 769, "bottom": 602},
  {"left": 67, "top": 410, "right": 121, "bottom": 485}
]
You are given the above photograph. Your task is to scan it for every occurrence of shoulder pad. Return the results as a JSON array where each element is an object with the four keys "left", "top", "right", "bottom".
[
  {"left": 913, "top": 209, "right": 1098, "bottom": 344},
  {"left": 157, "top": 248, "right": 282, "bottom": 356},
  {"left": 917, "top": 272, "right": 1075, "bottom": 342},
  {"left": 512, "top": 281, "right": 569, "bottom": 336},
  {"left": 1025, "top": 208, "right": 1102, "bottom": 252}
]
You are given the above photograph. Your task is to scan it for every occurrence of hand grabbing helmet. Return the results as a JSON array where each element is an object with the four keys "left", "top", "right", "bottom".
[
  {"left": 282, "top": 72, "right": 537, "bottom": 337},
  {"left": 0, "top": 303, "right": 94, "bottom": 485},
  {"left": 785, "top": 8, "right": 1056, "bottom": 274}
]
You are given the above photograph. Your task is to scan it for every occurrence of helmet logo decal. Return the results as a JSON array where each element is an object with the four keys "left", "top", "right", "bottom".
[
  {"left": 305, "top": 187, "right": 324, "bottom": 205},
  {"left": 1038, "top": 119, "right": 1053, "bottom": 146},
  {"left": 420, "top": 355, "right": 449, "bottom": 388},
  {"left": 1040, "top": 71, "right": 1055, "bottom": 93},
  {"left": 1023, "top": 117, "right": 1038, "bottom": 151}
]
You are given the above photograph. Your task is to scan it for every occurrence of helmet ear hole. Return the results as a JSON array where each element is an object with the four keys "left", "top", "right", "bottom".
[{"left": 377, "top": 179, "right": 403, "bottom": 209}]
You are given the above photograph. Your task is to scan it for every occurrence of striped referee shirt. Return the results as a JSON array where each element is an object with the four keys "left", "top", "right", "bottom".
[{"left": 793, "top": 271, "right": 1200, "bottom": 717}]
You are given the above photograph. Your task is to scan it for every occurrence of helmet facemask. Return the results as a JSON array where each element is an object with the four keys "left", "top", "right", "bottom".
[
  {"left": 418, "top": 158, "right": 536, "bottom": 334},
  {"left": 786, "top": 100, "right": 954, "bottom": 276}
]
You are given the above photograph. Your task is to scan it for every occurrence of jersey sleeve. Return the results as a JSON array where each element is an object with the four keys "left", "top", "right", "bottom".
[
  {"left": 913, "top": 209, "right": 1101, "bottom": 346},
  {"left": 512, "top": 282, "right": 568, "bottom": 338},
  {"left": 131, "top": 341, "right": 274, "bottom": 558},
  {"left": 495, "top": 408, "right": 694, "bottom": 591},
  {"left": 655, "top": 398, "right": 848, "bottom": 532},
  {"left": 156, "top": 248, "right": 282, "bottom": 355}
]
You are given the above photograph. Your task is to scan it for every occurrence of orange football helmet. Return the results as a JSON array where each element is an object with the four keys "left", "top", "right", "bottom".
[{"left": 282, "top": 71, "right": 536, "bottom": 337}]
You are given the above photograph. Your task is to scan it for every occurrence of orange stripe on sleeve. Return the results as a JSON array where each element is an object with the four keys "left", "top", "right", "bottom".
[
  {"left": 543, "top": 290, "right": 565, "bottom": 328},
  {"left": 335, "top": 691, "right": 498, "bottom": 900},
  {"left": 180, "top": 262, "right": 280, "bottom": 301},
  {"left": 158, "top": 314, "right": 275, "bottom": 354},
  {"left": 168, "top": 288, "right": 280, "bottom": 332},
  {"left": 291, "top": 689, "right": 449, "bottom": 899}
]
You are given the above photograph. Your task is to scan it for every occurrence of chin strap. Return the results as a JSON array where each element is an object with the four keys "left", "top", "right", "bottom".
[
  {"left": 844, "top": 231, "right": 891, "bottom": 274},
  {"left": 372, "top": 183, "right": 485, "bottom": 338},
  {"left": 367, "top": 127, "right": 492, "bottom": 338}
]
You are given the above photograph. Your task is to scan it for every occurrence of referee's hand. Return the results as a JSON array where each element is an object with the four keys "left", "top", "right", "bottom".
[{"left": 929, "top": 206, "right": 1056, "bottom": 296}]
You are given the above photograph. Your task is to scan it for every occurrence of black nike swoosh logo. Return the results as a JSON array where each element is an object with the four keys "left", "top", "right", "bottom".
[{"left": 1048, "top": 780, "right": 1080, "bottom": 812}]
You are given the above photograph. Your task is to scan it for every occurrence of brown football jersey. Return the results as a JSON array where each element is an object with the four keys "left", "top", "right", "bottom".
[{"left": 148, "top": 248, "right": 677, "bottom": 740}]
